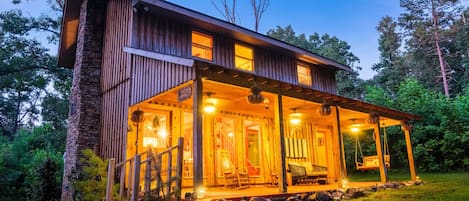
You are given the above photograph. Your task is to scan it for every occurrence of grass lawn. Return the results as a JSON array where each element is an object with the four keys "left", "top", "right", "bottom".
[{"left": 347, "top": 171, "right": 469, "bottom": 201}]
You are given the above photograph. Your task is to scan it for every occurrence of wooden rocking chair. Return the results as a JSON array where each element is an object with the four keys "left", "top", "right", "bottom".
[{"left": 222, "top": 158, "right": 250, "bottom": 189}]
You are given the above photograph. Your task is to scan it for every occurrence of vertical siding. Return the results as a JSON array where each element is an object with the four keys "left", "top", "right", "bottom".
[
  {"left": 99, "top": 0, "right": 132, "bottom": 162},
  {"left": 133, "top": 11, "right": 190, "bottom": 57},
  {"left": 312, "top": 67, "right": 337, "bottom": 94},
  {"left": 133, "top": 12, "right": 337, "bottom": 94},
  {"left": 130, "top": 55, "right": 195, "bottom": 105}
]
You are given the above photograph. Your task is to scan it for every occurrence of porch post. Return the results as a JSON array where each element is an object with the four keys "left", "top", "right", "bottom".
[
  {"left": 274, "top": 94, "right": 287, "bottom": 193},
  {"left": 402, "top": 122, "right": 417, "bottom": 181},
  {"left": 192, "top": 76, "right": 203, "bottom": 193},
  {"left": 334, "top": 106, "right": 346, "bottom": 187},
  {"left": 373, "top": 118, "right": 388, "bottom": 183}
]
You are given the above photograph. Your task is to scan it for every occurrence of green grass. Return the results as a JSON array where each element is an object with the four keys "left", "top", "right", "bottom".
[{"left": 347, "top": 171, "right": 469, "bottom": 201}]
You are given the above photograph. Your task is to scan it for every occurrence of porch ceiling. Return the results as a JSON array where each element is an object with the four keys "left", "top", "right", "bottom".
[{"left": 195, "top": 61, "right": 421, "bottom": 122}]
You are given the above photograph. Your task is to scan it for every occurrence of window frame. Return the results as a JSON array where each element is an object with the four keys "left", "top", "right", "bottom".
[
  {"left": 191, "top": 31, "right": 213, "bottom": 61},
  {"left": 234, "top": 43, "right": 254, "bottom": 72},
  {"left": 297, "top": 62, "right": 313, "bottom": 86}
]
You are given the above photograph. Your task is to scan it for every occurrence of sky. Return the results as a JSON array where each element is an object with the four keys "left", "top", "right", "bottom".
[{"left": 0, "top": 0, "right": 409, "bottom": 80}]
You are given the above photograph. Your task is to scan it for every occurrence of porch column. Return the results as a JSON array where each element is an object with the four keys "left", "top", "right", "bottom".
[
  {"left": 334, "top": 106, "right": 346, "bottom": 187},
  {"left": 373, "top": 118, "right": 388, "bottom": 183},
  {"left": 193, "top": 77, "right": 203, "bottom": 192},
  {"left": 274, "top": 94, "right": 287, "bottom": 193},
  {"left": 402, "top": 122, "right": 417, "bottom": 181}
]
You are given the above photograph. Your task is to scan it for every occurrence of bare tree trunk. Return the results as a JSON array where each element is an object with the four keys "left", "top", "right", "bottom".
[
  {"left": 212, "top": 0, "right": 237, "bottom": 24},
  {"left": 431, "top": 0, "right": 450, "bottom": 97},
  {"left": 250, "top": 0, "right": 269, "bottom": 32}
]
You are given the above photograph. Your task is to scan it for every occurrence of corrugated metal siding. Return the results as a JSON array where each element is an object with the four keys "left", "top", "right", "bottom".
[
  {"left": 133, "top": 11, "right": 190, "bottom": 57},
  {"left": 132, "top": 12, "right": 337, "bottom": 94},
  {"left": 312, "top": 67, "right": 337, "bottom": 94},
  {"left": 130, "top": 55, "right": 195, "bottom": 105},
  {"left": 99, "top": 0, "right": 132, "bottom": 162}
]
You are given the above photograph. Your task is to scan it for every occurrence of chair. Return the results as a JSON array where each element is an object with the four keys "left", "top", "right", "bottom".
[{"left": 222, "top": 157, "right": 250, "bottom": 189}]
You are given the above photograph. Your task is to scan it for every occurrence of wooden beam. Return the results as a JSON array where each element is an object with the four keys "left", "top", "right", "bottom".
[
  {"left": 374, "top": 119, "right": 388, "bottom": 183},
  {"left": 106, "top": 158, "right": 115, "bottom": 201},
  {"left": 123, "top": 47, "right": 194, "bottom": 67},
  {"left": 274, "top": 94, "right": 287, "bottom": 193},
  {"left": 192, "top": 76, "right": 203, "bottom": 191},
  {"left": 335, "top": 106, "right": 347, "bottom": 187},
  {"left": 402, "top": 123, "right": 417, "bottom": 181}
]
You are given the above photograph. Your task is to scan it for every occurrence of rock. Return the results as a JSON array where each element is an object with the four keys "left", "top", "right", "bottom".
[
  {"left": 250, "top": 197, "right": 271, "bottom": 201},
  {"left": 285, "top": 195, "right": 301, "bottom": 201},
  {"left": 330, "top": 190, "right": 344, "bottom": 200},
  {"left": 343, "top": 188, "right": 365, "bottom": 199},
  {"left": 315, "top": 191, "right": 331, "bottom": 201}
]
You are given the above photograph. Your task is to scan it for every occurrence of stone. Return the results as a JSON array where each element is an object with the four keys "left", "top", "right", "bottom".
[{"left": 315, "top": 191, "right": 331, "bottom": 201}]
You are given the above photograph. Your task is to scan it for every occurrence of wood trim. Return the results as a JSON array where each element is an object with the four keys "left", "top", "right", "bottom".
[{"left": 123, "top": 46, "right": 194, "bottom": 67}]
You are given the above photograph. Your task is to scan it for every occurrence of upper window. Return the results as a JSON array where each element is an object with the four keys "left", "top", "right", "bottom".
[
  {"left": 297, "top": 63, "right": 312, "bottom": 86},
  {"left": 192, "top": 31, "right": 213, "bottom": 61},
  {"left": 235, "top": 43, "right": 254, "bottom": 71}
]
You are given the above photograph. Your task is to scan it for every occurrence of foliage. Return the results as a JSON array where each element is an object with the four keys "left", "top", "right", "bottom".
[
  {"left": 361, "top": 79, "right": 469, "bottom": 172},
  {"left": 266, "top": 25, "right": 364, "bottom": 99},
  {"left": 351, "top": 172, "right": 469, "bottom": 201},
  {"left": 0, "top": 125, "right": 64, "bottom": 201},
  {"left": 0, "top": 0, "right": 69, "bottom": 200},
  {"left": 72, "top": 149, "right": 109, "bottom": 201}
]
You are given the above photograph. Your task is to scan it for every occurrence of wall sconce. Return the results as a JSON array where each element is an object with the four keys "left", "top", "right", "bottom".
[
  {"left": 203, "top": 92, "right": 216, "bottom": 113},
  {"left": 289, "top": 108, "right": 301, "bottom": 125}
]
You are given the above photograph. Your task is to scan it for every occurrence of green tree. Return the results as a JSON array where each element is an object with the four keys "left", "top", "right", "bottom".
[
  {"left": 372, "top": 16, "right": 408, "bottom": 94},
  {"left": 267, "top": 25, "right": 364, "bottom": 99},
  {"left": 399, "top": 0, "right": 463, "bottom": 96}
]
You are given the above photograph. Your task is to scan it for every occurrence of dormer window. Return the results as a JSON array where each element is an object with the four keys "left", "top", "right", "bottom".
[
  {"left": 192, "top": 31, "right": 213, "bottom": 61},
  {"left": 235, "top": 43, "right": 253, "bottom": 71},
  {"left": 297, "top": 63, "right": 312, "bottom": 86}
]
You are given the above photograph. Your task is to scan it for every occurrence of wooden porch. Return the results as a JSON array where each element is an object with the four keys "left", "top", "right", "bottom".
[{"left": 181, "top": 182, "right": 379, "bottom": 200}]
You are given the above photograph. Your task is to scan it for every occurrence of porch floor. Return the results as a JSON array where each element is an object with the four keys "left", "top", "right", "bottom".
[{"left": 181, "top": 182, "right": 380, "bottom": 200}]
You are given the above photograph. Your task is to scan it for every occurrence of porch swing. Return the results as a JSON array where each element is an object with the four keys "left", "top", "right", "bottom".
[{"left": 355, "top": 128, "right": 391, "bottom": 171}]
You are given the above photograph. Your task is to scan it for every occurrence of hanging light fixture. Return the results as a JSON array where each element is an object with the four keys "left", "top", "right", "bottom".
[
  {"left": 319, "top": 102, "right": 332, "bottom": 116},
  {"left": 131, "top": 109, "right": 145, "bottom": 155},
  {"left": 203, "top": 92, "right": 216, "bottom": 113},
  {"left": 350, "top": 118, "right": 360, "bottom": 133},
  {"left": 247, "top": 84, "right": 265, "bottom": 104},
  {"left": 289, "top": 108, "right": 301, "bottom": 125},
  {"left": 368, "top": 113, "right": 379, "bottom": 124}
]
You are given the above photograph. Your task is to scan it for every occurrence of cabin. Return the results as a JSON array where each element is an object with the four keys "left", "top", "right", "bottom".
[{"left": 58, "top": 0, "right": 419, "bottom": 200}]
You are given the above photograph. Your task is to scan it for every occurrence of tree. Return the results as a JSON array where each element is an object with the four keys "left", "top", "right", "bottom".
[
  {"left": 267, "top": 25, "right": 364, "bottom": 99},
  {"left": 250, "top": 0, "right": 269, "bottom": 32},
  {"left": 212, "top": 0, "right": 238, "bottom": 24},
  {"left": 399, "top": 0, "right": 463, "bottom": 96},
  {"left": 372, "top": 16, "right": 408, "bottom": 94}
]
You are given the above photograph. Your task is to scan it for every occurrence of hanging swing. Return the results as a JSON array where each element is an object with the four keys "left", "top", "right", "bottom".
[{"left": 355, "top": 128, "right": 391, "bottom": 171}]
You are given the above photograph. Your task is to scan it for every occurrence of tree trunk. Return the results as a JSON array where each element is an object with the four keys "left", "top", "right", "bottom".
[{"left": 432, "top": 0, "right": 450, "bottom": 97}]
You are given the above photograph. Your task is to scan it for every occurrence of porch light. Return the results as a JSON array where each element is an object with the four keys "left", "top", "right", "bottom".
[
  {"left": 350, "top": 119, "right": 360, "bottom": 133},
  {"left": 341, "top": 179, "right": 349, "bottom": 189},
  {"left": 289, "top": 109, "right": 301, "bottom": 125},
  {"left": 196, "top": 187, "right": 206, "bottom": 198},
  {"left": 204, "top": 92, "right": 216, "bottom": 113},
  {"left": 203, "top": 102, "right": 216, "bottom": 113},
  {"left": 319, "top": 102, "right": 332, "bottom": 116}
]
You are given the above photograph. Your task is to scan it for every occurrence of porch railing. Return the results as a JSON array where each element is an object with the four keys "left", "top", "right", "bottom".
[{"left": 105, "top": 137, "right": 184, "bottom": 201}]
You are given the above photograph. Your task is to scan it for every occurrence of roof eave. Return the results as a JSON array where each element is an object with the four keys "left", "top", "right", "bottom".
[{"left": 133, "top": 0, "right": 353, "bottom": 72}]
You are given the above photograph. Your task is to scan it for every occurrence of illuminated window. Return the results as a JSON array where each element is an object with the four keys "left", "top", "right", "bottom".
[
  {"left": 192, "top": 31, "right": 213, "bottom": 60},
  {"left": 297, "top": 63, "right": 312, "bottom": 86},
  {"left": 235, "top": 43, "right": 254, "bottom": 71}
]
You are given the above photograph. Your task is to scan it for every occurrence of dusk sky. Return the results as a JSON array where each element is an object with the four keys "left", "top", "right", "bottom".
[{"left": 1, "top": 0, "right": 415, "bottom": 79}]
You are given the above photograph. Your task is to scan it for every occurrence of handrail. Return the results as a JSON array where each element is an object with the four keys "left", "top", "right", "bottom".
[{"left": 105, "top": 137, "right": 184, "bottom": 201}]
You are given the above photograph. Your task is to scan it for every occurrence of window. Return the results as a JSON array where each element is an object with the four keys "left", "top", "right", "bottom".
[
  {"left": 192, "top": 31, "right": 213, "bottom": 60},
  {"left": 297, "top": 63, "right": 312, "bottom": 86},
  {"left": 235, "top": 43, "right": 254, "bottom": 71}
]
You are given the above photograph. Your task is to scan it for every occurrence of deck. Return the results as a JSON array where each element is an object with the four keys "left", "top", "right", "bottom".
[{"left": 181, "top": 182, "right": 379, "bottom": 200}]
